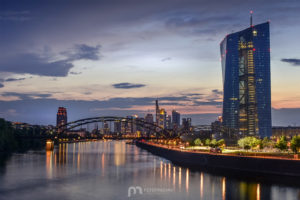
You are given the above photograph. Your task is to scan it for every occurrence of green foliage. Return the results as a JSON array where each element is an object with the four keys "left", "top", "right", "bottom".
[
  {"left": 0, "top": 118, "right": 17, "bottom": 152},
  {"left": 217, "top": 139, "right": 225, "bottom": 147},
  {"left": 209, "top": 139, "right": 217, "bottom": 147},
  {"left": 238, "top": 137, "right": 261, "bottom": 150},
  {"left": 275, "top": 136, "right": 288, "bottom": 151},
  {"left": 205, "top": 139, "right": 211, "bottom": 146},
  {"left": 194, "top": 138, "right": 202, "bottom": 146},
  {"left": 204, "top": 139, "right": 225, "bottom": 148},
  {"left": 290, "top": 135, "right": 300, "bottom": 154},
  {"left": 0, "top": 118, "right": 47, "bottom": 153},
  {"left": 260, "top": 137, "right": 273, "bottom": 149}
]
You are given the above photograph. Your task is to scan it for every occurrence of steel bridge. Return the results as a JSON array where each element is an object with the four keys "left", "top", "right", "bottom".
[{"left": 56, "top": 116, "right": 173, "bottom": 138}]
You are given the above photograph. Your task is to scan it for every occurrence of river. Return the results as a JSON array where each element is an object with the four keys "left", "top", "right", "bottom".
[{"left": 0, "top": 140, "right": 299, "bottom": 200}]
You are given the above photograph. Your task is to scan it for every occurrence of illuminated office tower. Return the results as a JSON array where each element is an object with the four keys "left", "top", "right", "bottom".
[
  {"left": 56, "top": 107, "right": 67, "bottom": 133},
  {"left": 220, "top": 16, "right": 271, "bottom": 138},
  {"left": 172, "top": 110, "right": 180, "bottom": 129},
  {"left": 155, "top": 99, "right": 160, "bottom": 124},
  {"left": 166, "top": 115, "right": 172, "bottom": 129},
  {"left": 158, "top": 109, "right": 167, "bottom": 129}
]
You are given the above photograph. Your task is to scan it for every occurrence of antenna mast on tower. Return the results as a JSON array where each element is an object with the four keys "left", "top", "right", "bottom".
[{"left": 250, "top": 10, "right": 253, "bottom": 27}]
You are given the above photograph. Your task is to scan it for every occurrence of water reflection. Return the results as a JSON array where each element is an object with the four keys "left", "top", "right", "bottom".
[
  {"left": 0, "top": 141, "right": 300, "bottom": 200},
  {"left": 114, "top": 142, "right": 126, "bottom": 166},
  {"left": 45, "top": 150, "right": 53, "bottom": 179},
  {"left": 200, "top": 172, "right": 204, "bottom": 199}
]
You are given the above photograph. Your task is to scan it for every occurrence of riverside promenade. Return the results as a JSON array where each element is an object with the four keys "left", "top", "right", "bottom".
[{"left": 136, "top": 140, "right": 300, "bottom": 183}]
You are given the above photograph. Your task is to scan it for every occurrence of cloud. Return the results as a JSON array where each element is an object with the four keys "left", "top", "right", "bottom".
[
  {"left": 281, "top": 58, "right": 300, "bottom": 66},
  {"left": 112, "top": 82, "right": 146, "bottom": 89},
  {"left": 161, "top": 57, "right": 172, "bottom": 62},
  {"left": 69, "top": 71, "right": 82, "bottom": 75},
  {"left": 0, "top": 10, "right": 31, "bottom": 21},
  {"left": 0, "top": 44, "right": 101, "bottom": 77},
  {"left": 0, "top": 83, "right": 4, "bottom": 88},
  {"left": 5, "top": 77, "right": 26, "bottom": 82},
  {"left": 1, "top": 92, "right": 52, "bottom": 100},
  {"left": 0, "top": 53, "right": 73, "bottom": 77},
  {"left": 62, "top": 44, "right": 101, "bottom": 61},
  {"left": 212, "top": 89, "right": 223, "bottom": 95},
  {"left": 164, "top": 12, "right": 238, "bottom": 36}
]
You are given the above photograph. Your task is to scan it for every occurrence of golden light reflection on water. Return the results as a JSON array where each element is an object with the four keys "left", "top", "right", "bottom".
[
  {"left": 168, "top": 163, "right": 171, "bottom": 182},
  {"left": 173, "top": 166, "right": 176, "bottom": 189},
  {"left": 160, "top": 161, "right": 163, "bottom": 180},
  {"left": 101, "top": 153, "right": 105, "bottom": 176},
  {"left": 46, "top": 150, "right": 53, "bottom": 179},
  {"left": 200, "top": 172, "right": 204, "bottom": 199},
  {"left": 178, "top": 167, "right": 182, "bottom": 191},
  {"left": 186, "top": 169, "right": 189, "bottom": 193},
  {"left": 114, "top": 142, "right": 126, "bottom": 166},
  {"left": 164, "top": 163, "right": 167, "bottom": 180},
  {"left": 77, "top": 143, "right": 80, "bottom": 172},
  {"left": 257, "top": 184, "right": 260, "bottom": 200},
  {"left": 222, "top": 177, "right": 226, "bottom": 200}
]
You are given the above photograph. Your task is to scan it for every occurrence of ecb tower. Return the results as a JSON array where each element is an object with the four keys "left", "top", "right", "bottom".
[{"left": 220, "top": 15, "right": 271, "bottom": 138}]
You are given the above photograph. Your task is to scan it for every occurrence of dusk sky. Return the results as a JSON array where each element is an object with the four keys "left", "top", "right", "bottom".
[{"left": 1, "top": 0, "right": 300, "bottom": 126}]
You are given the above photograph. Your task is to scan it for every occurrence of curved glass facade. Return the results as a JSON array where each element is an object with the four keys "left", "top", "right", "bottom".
[{"left": 220, "top": 22, "right": 271, "bottom": 138}]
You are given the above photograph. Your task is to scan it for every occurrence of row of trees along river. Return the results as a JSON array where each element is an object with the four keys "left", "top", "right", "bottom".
[{"left": 0, "top": 118, "right": 47, "bottom": 153}]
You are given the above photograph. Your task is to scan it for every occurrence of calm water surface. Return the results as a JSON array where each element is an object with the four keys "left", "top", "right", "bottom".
[{"left": 0, "top": 141, "right": 299, "bottom": 200}]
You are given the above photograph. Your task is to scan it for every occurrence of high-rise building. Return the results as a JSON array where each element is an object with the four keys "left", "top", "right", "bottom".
[
  {"left": 145, "top": 113, "right": 154, "bottom": 136},
  {"left": 182, "top": 118, "right": 188, "bottom": 130},
  {"left": 158, "top": 109, "right": 166, "bottom": 129},
  {"left": 155, "top": 99, "right": 160, "bottom": 124},
  {"left": 56, "top": 107, "right": 67, "bottom": 132},
  {"left": 145, "top": 113, "right": 154, "bottom": 124},
  {"left": 166, "top": 115, "right": 172, "bottom": 129},
  {"left": 172, "top": 110, "right": 180, "bottom": 129},
  {"left": 187, "top": 118, "right": 192, "bottom": 127},
  {"left": 102, "top": 121, "right": 109, "bottom": 135},
  {"left": 114, "top": 120, "right": 121, "bottom": 133},
  {"left": 220, "top": 17, "right": 271, "bottom": 138},
  {"left": 182, "top": 117, "right": 192, "bottom": 131}
]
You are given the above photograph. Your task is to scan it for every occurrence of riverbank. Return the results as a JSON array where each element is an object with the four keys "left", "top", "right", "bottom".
[{"left": 136, "top": 140, "right": 300, "bottom": 184}]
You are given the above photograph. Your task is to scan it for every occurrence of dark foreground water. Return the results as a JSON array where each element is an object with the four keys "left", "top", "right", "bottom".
[{"left": 0, "top": 140, "right": 300, "bottom": 200}]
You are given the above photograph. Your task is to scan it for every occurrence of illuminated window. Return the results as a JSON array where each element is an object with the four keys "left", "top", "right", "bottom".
[{"left": 253, "top": 30, "right": 257, "bottom": 36}]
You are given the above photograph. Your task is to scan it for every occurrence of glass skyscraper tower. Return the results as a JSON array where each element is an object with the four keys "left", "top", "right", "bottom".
[{"left": 220, "top": 20, "right": 271, "bottom": 138}]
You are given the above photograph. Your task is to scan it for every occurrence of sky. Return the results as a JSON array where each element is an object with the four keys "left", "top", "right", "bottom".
[{"left": 0, "top": 0, "right": 300, "bottom": 126}]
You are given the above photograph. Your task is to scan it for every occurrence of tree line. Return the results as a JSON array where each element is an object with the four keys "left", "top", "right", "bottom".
[{"left": 0, "top": 118, "right": 47, "bottom": 153}]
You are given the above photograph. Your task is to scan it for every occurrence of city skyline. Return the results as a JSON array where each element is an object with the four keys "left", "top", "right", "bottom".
[{"left": 1, "top": 0, "right": 300, "bottom": 126}]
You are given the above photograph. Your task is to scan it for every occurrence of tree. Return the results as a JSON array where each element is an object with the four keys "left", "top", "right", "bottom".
[
  {"left": 261, "top": 137, "right": 270, "bottom": 149},
  {"left": 205, "top": 139, "right": 211, "bottom": 146},
  {"left": 249, "top": 137, "right": 261, "bottom": 149},
  {"left": 209, "top": 139, "right": 217, "bottom": 147},
  {"left": 237, "top": 137, "right": 260, "bottom": 150},
  {"left": 238, "top": 137, "right": 251, "bottom": 150},
  {"left": 290, "top": 135, "right": 300, "bottom": 154},
  {"left": 275, "top": 136, "right": 288, "bottom": 151},
  {"left": 194, "top": 138, "right": 202, "bottom": 146},
  {"left": 217, "top": 139, "right": 225, "bottom": 147}
]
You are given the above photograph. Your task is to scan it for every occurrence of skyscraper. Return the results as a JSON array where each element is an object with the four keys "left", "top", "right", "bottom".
[
  {"left": 56, "top": 107, "right": 67, "bottom": 133},
  {"left": 155, "top": 99, "right": 160, "bottom": 124},
  {"left": 145, "top": 113, "right": 154, "bottom": 124},
  {"left": 172, "top": 110, "right": 180, "bottom": 129},
  {"left": 220, "top": 17, "right": 271, "bottom": 138},
  {"left": 145, "top": 113, "right": 154, "bottom": 136},
  {"left": 158, "top": 108, "right": 167, "bottom": 129},
  {"left": 166, "top": 115, "right": 172, "bottom": 129}
]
